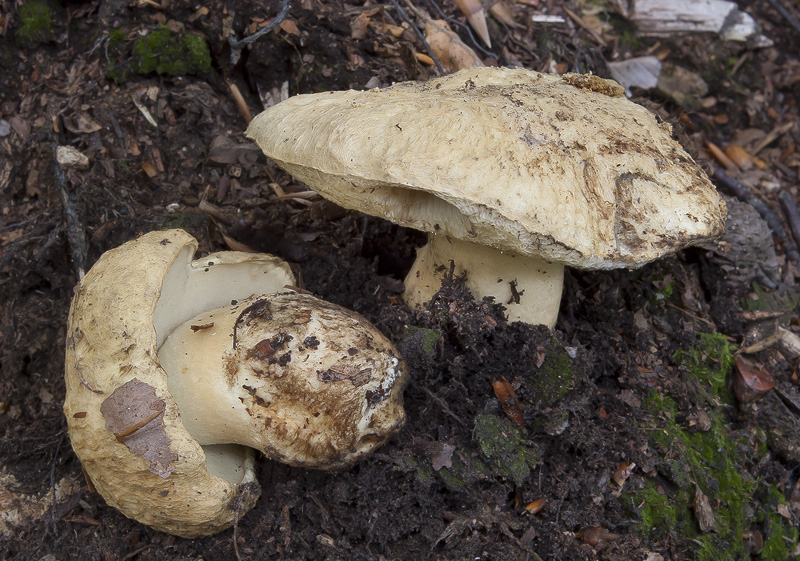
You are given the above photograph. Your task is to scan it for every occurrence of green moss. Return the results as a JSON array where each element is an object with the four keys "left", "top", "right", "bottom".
[
  {"left": 401, "top": 326, "right": 440, "bottom": 355},
  {"left": 403, "top": 456, "right": 434, "bottom": 487},
  {"left": 673, "top": 332, "right": 736, "bottom": 403},
  {"left": 523, "top": 338, "right": 575, "bottom": 409},
  {"left": 630, "top": 335, "right": 766, "bottom": 560},
  {"left": 108, "top": 25, "right": 211, "bottom": 81},
  {"left": 133, "top": 26, "right": 211, "bottom": 75},
  {"left": 741, "top": 283, "right": 798, "bottom": 317},
  {"left": 106, "top": 29, "right": 127, "bottom": 51},
  {"left": 16, "top": 0, "right": 54, "bottom": 43},
  {"left": 756, "top": 485, "right": 800, "bottom": 561},
  {"left": 436, "top": 453, "right": 486, "bottom": 491},
  {"left": 634, "top": 390, "right": 757, "bottom": 560},
  {"left": 648, "top": 273, "right": 676, "bottom": 306},
  {"left": 181, "top": 34, "right": 212, "bottom": 73},
  {"left": 634, "top": 483, "right": 678, "bottom": 541},
  {"left": 473, "top": 414, "right": 539, "bottom": 485}
]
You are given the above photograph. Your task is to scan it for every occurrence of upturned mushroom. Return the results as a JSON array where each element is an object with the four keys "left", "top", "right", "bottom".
[
  {"left": 246, "top": 67, "right": 727, "bottom": 328},
  {"left": 64, "top": 229, "right": 407, "bottom": 537}
]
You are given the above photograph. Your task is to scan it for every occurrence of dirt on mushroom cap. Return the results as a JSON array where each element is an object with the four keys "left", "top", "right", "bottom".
[{"left": 247, "top": 67, "right": 726, "bottom": 270}]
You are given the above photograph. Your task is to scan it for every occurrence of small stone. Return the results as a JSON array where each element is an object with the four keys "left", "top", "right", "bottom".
[{"left": 56, "top": 146, "right": 90, "bottom": 170}]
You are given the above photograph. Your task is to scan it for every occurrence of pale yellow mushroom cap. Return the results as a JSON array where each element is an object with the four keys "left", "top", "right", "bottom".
[{"left": 246, "top": 67, "right": 727, "bottom": 326}]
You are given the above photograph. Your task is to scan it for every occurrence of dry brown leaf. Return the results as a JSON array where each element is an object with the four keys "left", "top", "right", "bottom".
[
  {"left": 424, "top": 20, "right": 484, "bottom": 72},
  {"left": 492, "top": 376, "right": 524, "bottom": 427},
  {"left": 612, "top": 460, "right": 636, "bottom": 487},
  {"left": 693, "top": 487, "right": 717, "bottom": 533},
  {"left": 732, "top": 354, "right": 775, "bottom": 403},
  {"left": 279, "top": 19, "right": 301, "bottom": 37},
  {"left": 725, "top": 144, "right": 755, "bottom": 170},
  {"left": 140, "top": 161, "right": 158, "bottom": 178},
  {"left": 489, "top": 1, "right": 521, "bottom": 28},
  {"left": 454, "top": 0, "right": 491, "bottom": 47},
  {"left": 523, "top": 497, "right": 546, "bottom": 515},
  {"left": 351, "top": 13, "right": 370, "bottom": 39},
  {"left": 431, "top": 443, "right": 455, "bottom": 470}
]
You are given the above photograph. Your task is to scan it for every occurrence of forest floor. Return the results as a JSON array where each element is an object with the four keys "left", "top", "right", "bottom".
[{"left": 1, "top": 0, "right": 800, "bottom": 560}]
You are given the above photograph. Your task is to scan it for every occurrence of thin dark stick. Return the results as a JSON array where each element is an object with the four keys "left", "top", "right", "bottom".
[
  {"left": 53, "top": 142, "right": 88, "bottom": 277},
  {"left": 764, "top": 0, "right": 800, "bottom": 37},
  {"left": 388, "top": 0, "right": 446, "bottom": 75},
  {"left": 778, "top": 190, "right": 800, "bottom": 248},
  {"left": 48, "top": 434, "right": 65, "bottom": 535},
  {"left": 422, "top": 386, "right": 465, "bottom": 426},
  {"left": 228, "top": 0, "right": 292, "bottom": 64},
  {"left": 712, "top": 165, "right": 800, "bottom": 263}
]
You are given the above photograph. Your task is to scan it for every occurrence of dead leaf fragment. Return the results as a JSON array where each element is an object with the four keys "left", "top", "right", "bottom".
[
  {"left": 208, "top": 134, "right": 263, "bottom": 165},
  {"left": 454, "top": 0, "right": 491, "bottom": 47},
  {"left": 489, "top": 1, "right": 521, "bottom": 28},
  {"left": 351, "top": 13, "right": 370, "bottom": 39},
  {"left": 523, "top": 497, "right": 545, "bottom": 514},
  {"left": 100, "top": 378, "right": 177, "bottom": 478},
  {"left": 725, "top": 144, "right": 755, "bottom": 170},
  {"left": 431, "top": 443, "right": 455, "bottom": 471},
  {"left": 141, "top": 161, "right": 158, "bottom": 178},
  {"left": 279, "top": 19, "right": 301, "bottom": 36},
  {"left": 424, "top": 20, "right": 484, "bottom": 72},
  {"left": 579, "top": 526, "right": 620, "bottom": 547},
  {"left": 612, "top": 460, "right": 636, "bottom": 487},
  {"left": 693, "top": 486, "right": 717, "bottom": 533},
  {"left": 733, "top": 354, "right": 775, "bottom": 403},
  {"left": 492, "top": 376, "right": 524, "bottom": 427}
]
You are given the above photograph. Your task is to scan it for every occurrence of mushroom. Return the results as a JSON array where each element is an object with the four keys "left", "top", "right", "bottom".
[
  {"left": 158, "top": 291, "right": 407, "bottom": 469},
  {"left": 246, "top": 67, "right": 727, "bottom": 328},
  {"left": 64, "top": 229, "right": 407, "bottom": 537}
]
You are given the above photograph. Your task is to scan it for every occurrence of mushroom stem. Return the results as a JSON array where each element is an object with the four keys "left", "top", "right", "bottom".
[{"left": 403, "top": 235, "right": 565, "bottom": 328}]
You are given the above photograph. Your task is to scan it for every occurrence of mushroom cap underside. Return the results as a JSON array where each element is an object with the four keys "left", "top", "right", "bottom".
[
  {"left": 63, "top": 229, "right": 294, "bottom": 537},
  {"left": 247, "top": 67, "right": 727, "bottom": 270}
]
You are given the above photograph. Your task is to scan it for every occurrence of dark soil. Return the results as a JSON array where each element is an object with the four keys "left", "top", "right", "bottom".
[{"left": 2, "top": 1, "right": 800, "bottom": 560}]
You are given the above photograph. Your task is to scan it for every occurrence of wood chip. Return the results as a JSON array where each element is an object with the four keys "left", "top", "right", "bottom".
[{"left": 693, "top": 487, "right": 717, "bottom": 533}]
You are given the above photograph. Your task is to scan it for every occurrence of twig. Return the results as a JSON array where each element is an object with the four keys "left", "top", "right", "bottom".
[
  {"left": 388, "top": 0, "right": 446, "bottom": 75},
  {"left": 711, "top": 165, "right": 800, "bottom": 263},
  {"left": 665, "top": 302, "right": 716, "bottom": 328},
  {"left": 53, "top": 142, "right": 88, "bottom": 278},
  {"left": 421, "top": 386, "right": 465, "bottom": 426},
  {"left": 47, "top": 434, "right": 66, "bottom": 536},
  {"left": 563, "top": 6, "right": 607, "bottom": 47},
  {"left": 778, "top": 190, "right": 800, "bottom": 248},
  {"left": 0, "top": 212, "right": 45, "bottom": 232},
  {"left": 764, "top": 0, "right": 800, "bottom": 38},
  {"left": 228, "top": 0, "right": 292, "bottom": 64},
  {"left": 232, "top": 502, "right": 242, "bottom": 561}
]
